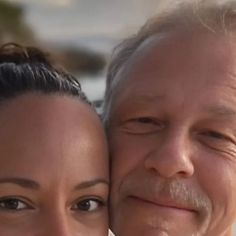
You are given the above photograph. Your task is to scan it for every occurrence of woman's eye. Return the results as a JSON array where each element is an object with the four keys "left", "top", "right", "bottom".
[
  {"left": 71, "top": 199, "right": 104, "bottom": 212},
  {"left": 0, "top": 198, "right": 31, "bottom": 211}
]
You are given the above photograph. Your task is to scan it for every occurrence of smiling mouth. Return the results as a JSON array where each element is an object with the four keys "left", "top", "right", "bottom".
[{"left": 128, "top": 196, "right": 197, "bottom": 214}]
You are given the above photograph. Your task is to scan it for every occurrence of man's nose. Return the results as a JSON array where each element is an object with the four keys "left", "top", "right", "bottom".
[{"left": 144, "top": 128, "right": 194, "bottom": 178}]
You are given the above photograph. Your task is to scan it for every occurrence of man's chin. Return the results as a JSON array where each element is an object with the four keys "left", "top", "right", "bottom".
[
  {"left": 111, "top": 199, "right": 208, "bottom": 236},
  {"left": 110, "top": 206, "right": 208, "bottom": 236},
  {"left": 111, "top": 223, "right": 202, "bottom": 236}
]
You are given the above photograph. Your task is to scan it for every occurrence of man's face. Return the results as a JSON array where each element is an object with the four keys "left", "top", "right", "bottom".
[{"left": 108, "top": 33, "right": 236, "bottom": 236}]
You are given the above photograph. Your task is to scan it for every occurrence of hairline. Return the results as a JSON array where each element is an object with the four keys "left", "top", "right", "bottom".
[
  {"left": 102, "top": 33, "right": 169, "bottom": 124},
  {"left": 102, "top": 0, "right": 236, "bottom": 125}
]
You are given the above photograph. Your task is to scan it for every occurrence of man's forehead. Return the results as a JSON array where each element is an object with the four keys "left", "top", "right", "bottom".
[
  {"left": 116, "top": 31, "right": 236, "bottom": 84},
  {"left": 113, "top": 34, "right": 168, "bottom": 85},
  {"left": 110, "top": 32, "right": 236, "bottom": 112}
]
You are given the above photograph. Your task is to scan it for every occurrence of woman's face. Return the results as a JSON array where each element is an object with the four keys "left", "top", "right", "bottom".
[{"left": 0, "top": 93, "right": 109, "bottom": 236}]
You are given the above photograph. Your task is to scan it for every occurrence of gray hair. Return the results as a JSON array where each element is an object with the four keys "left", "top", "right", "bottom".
[{"left": 102, "top": 0, "right": 236, "bottom": 123}]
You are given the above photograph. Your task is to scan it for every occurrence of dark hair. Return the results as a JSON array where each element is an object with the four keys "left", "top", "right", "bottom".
[{"left": 0, "top": 43, "right": 90, "bottom": 104}]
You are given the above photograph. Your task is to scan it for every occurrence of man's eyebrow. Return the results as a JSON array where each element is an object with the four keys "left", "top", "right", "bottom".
[
  {"left": 130, "top": 93, "right": 164, "bottom": 102},
  {"left": 119, "top": 93, "right": 164, "bottom": 107},
  {"left": 0, "top": 177, "right": 40, "bottom": 190},
  {"left": 207, "top": 105, "right": 236, "bottom": 116},
  {"left": 74, "top": 179, "right": 109, "bottom": 190}
]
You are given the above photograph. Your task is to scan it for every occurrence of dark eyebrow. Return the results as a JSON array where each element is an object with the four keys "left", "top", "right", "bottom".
[
  {"left": 74, "top": 178, "right": 109, "bottom": 190},
  {"left": 0, "top": 177, "right": 40, "bottom": 190}
]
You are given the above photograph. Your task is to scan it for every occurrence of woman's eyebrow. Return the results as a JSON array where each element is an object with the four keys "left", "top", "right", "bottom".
[
  {"left": 0, "top": 177, "right": 40, "bottom": 190},
  {"left": 0, "top": 178, "right": 109, "bottom": 191},
  {"left": 74, "top": 178, "right": 109, "bottom": 190}
]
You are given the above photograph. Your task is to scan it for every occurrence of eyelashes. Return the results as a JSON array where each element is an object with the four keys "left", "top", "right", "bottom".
[
  {"left": 71, "top": 198, "right": 106, "bottom": 212},
  {"left": 121, "top": 115, "right": 236, "bottom": 152},
  {"left": 122, "top": 115, "right": 234, "bottom": 141},
  {"left": 122, "top": 116, "right": 165, "bottom": 134},
  {"left": 199, "top": 130, "right": 231, "bottom": 141},
  {"left": 0, "top": 197, "right": 33, "bottom": 211},
  {"left": 0, "top": 196, "right": 34, "bottom": 212},
  {"left": 0, "top": 196, "right": 107, "bottom": 214}
]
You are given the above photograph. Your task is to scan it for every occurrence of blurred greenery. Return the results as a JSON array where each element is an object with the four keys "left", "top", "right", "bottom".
[
  {"left": 60, "top": 46, "right": 106, "bottom": 76},
  {"left": 0, "top": 0, "right": 105, "bottom": 75},
  {"left": 0, "top": 0, "right": 34, "bottom": 44}
]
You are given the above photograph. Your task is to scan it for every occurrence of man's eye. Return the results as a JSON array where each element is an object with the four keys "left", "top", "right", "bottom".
[
  {"left": 203, "top": 131, "right": 229, "bottom": 140},
  {"left": 0, "top": 198, "right": 31, "bottom": 211},
  {"left": 135, "top": 117, "right": 156, "bottom": 123},
  {"left": 71, "top": 198, "right": 105, "bottom": 212},
  {"left": 122, "top": 117, "right": 164, "bottom": 134}
]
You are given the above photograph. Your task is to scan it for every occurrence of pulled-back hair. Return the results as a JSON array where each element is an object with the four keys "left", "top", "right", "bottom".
[
  {"left": 0, "top": 43, "right": 90, "bottom": 104},
  {"left": 103, "top": 0, "right": 236, "bottom": 123}
]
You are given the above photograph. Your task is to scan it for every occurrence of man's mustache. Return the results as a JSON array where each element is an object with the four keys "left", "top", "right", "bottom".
[{"left": 119, "top": 176, "right": 212, "bottom": 215}]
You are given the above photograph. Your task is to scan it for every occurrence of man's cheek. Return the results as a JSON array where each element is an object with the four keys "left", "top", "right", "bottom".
[{"left": 110, "top": 135, "right": 149, "bottom": 178}]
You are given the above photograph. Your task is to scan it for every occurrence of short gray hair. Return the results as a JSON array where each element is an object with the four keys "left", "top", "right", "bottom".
[{"left": 102, "top": 0, "right": 236, "bottom": 123}]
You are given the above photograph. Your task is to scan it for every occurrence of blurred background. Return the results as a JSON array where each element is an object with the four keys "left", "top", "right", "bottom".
[
  {"left": 0, "top": 0, "right": 235, "bottom": 233},
  {"left": 0, "top": 0, "right": 231, "bottom": 103},
  {"left": 0, "top": 0, "right": 172, "bottom": 106}
]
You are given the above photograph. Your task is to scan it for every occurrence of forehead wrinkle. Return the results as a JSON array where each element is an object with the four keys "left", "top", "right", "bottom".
[
  {"left": 113, "top": 92, "right": 165, "bottom": 115},
  {"left": 126, "top": 92, "right": 165, "bottom": 103}
]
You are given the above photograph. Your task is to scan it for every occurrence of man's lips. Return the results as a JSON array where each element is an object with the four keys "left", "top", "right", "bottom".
[{"left": 127, "top": 195, "right": 197, "bottom": 213}]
